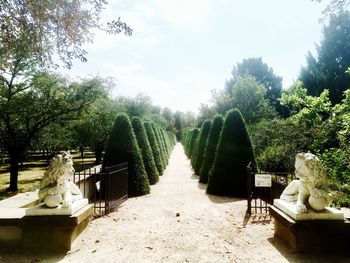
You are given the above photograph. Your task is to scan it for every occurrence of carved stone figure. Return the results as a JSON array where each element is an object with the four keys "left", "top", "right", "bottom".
[
  {"left": 280, "top": 152, "right": 332, "bottom": 213},
  {"left": 38, "top": 152, "right": 82, "bottom": 208}
]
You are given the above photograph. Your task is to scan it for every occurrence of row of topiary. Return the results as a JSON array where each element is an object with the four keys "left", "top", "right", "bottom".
[
  {"left": 182, "top": 109, "right": 256, "bottom": 197},
  {"left": 102, "top": 113, "right": 176, "bottom": 197}
]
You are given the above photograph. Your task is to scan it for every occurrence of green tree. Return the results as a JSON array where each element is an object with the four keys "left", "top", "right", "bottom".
[
  {"left": 199, "top": 115, "right": 224, "bottom": 183},
  {"left": 0, "top": 72, "right": 103, "bottom": 191},
  {"left": 225, "top": 57, "right": 283, "bottom": 112},
  {"left": 103, "top": 114, "right": 150, "bottom": 197},
  {"left": 299, "top": 10, "right": 350, "bottom": 104},
  {"left": 207, "top": 109, "right": 256, "bottom": 197},
  {"left": 230, "top": 77, "right": 277, "bottom": 123},
  {"left": 193, "top": 120, "right": 212, "bottom": 175},
  {"left": 144, "top": 122, "right": 164, "bottom": 175},
  {"left": 0, "top": 1, "right": 131, "bottom": 191},
  {"left": 132, "top": 117, "right": 159, "bottom": 185}
]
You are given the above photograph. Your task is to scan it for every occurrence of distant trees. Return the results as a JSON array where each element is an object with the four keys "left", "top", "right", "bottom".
[
  {"left": 300, "top": 11, "right": 350, "bottom": 104},
  {"left": 225, "top": 57, "right": 283, "bottom": 113}
]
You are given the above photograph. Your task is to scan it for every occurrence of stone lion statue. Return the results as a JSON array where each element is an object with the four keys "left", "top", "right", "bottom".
[
  {"left": 280, "top": 152, "right": 332, "bottom": 213},
  {"left": 38, "top": 152, "right": 82, "bottom": 208}
]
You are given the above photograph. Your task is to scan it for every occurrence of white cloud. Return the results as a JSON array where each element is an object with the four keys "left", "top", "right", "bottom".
[{"left": 154, "top": 0, "right": 211, "bottom": 28}]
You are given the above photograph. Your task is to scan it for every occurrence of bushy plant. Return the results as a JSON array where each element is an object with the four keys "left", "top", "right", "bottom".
[
  {"left": 193, "top": 119, "right": 212, "bottom": 175},
  {"left": 144, "top": 122, "right": 164, "bottom": 175},
  {"left": 103, "top": 114, "right": 150, "bottom": 197},
  {"left": 207, "top": 109, "right": 256, "bottom": 197},
  {"left": 132, "top": 117, "right": 159, "bottom": 184},
  {"left": 257, "top": 144, "right": 294, "bottom": 172},
  {"left": 199, "top": 115, "right": 224, "bottom": 183}
]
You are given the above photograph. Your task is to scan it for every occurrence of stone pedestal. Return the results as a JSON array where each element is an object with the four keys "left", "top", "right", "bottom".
[
  {"left": 269, "top": 204, "right": 350, "bottom": 252},
  {"left": 21, "top": 204, "right": 93, "bottom": 251}
]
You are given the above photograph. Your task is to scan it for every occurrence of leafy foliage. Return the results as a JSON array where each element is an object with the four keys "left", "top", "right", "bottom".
[
  {"left": 299, "top": 10, "right": 350, "bottom": 104},
  {"left": 225, "top": 57, "right": 283, "bottom": 113}
]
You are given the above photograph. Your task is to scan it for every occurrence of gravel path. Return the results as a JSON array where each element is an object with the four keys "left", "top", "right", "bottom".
[{"left": 1, "top": 143, "right": 348, "bottom": 263}]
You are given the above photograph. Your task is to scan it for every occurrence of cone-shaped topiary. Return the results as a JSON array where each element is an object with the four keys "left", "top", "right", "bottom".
[
  {"left": 207, "top": 109, "right": 256, "bottom": 197},
  {"left": 144, "top": 122, "right": 164, "bottom": 175},
  {"left": 188, "top": 128, "right": 199, "bottom": 160},
  {"left": 199, "top": 115, "right": 224, "bottom": 183},
  {"left": 152, "top": 123, "right": 167, "bottom": 166},
  {"left": 193, "top": 119, "right": 212, "bottom": 175},
  {"left": 103, "top": 113, "right": 150, "bottom": 197},
  {"left": 132, "top": 117, "right": 159, "bottom": 185}
]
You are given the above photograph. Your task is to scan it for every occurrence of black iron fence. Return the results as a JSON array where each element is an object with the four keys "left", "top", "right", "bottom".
[
  {"left": 72, "top": 163, "right": 128, "bottom": 216},
  {"left": 247, "top": 164, "right": 290, "bottom": 215}
]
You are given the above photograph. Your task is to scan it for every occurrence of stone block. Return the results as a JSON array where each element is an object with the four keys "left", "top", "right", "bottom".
[
  {"left": 274, "top": 199, "right": 344, "bottom": 221},
  {"left": 269, "top": 205, "right": 350, "bottom": 252},
  {"left": 21, "top": 204, "right": 93, "bottom": 252}
]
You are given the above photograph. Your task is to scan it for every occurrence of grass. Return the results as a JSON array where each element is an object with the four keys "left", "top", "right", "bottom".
[{"left": 0, "top": 152, "right": 97, "bottom": 201}]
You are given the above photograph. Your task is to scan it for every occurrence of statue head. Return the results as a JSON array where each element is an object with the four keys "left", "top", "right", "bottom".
[
  {"left": 40, "top": 151, "right": 74, "bottom": 189},
  {"left": 295, "top": 152, "right": 327, "bottom": 188}
]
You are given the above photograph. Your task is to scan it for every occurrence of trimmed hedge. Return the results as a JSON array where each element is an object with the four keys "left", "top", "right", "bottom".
[
  {"left": 132, "top": 117, "right": 159, "bottom": 185},
  {"left": 103, "top": 113, "right": 150, "bottom": 197},
  {"left": 193, "top": 119, "right": 212, "bottom": 175},
  {"left": 207, "top": 109, "right": 256, "bottom": 197},
  {"left": 199, "top": 115, "right": 224, "bottom": 183},
  {"left": 144, "top": 121, "right": 164, "bottom": 175},
  {"left": 188, "top": 128, "right": 200, "bottom": 160}
]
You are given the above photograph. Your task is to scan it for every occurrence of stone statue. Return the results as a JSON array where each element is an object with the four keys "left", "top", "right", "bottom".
[
  {"left": 280, "top": 152, "right": 332, "bottom": 213},
  {"left": 38, "top": 152, "right": 82, "bottom": 208}
]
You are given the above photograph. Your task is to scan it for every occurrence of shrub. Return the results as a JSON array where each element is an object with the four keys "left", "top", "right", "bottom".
[
  {"left": 103, "top": 113, "right": 150, "bottom": 197},
  {"left": 188, "top": 128, "right": 200, "bottom": 160},
  {"left": 199, "top": 115, "right": 224, "bottom": 183},
  {"left": 151, "top": 123, "right": 167, "bottom": 167},
  {"left": 144, "top": 122, "right": 164, "bottom": 175},
  {"left": 257, "top": 144, "right": 294, "bottom": 172},
  {"left": 193, "top": 119, "right": 212, "bottom": 175},
  {"left": 207, "top": 109, "right": 256, "bottom": 197},
  {"left": 132, "top": 117, "right": 159, "bottom": 184}
]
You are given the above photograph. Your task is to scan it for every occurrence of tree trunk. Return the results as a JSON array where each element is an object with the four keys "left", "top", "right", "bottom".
[
  {"left": 95, "top": 148, "right": 103, "bottom": 164},
  {"left": 8, "top": 153, "right": 19, "bottom": 191}
]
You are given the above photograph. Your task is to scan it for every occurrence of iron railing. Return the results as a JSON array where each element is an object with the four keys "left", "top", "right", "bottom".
[{"left": 72, "top": 163, "right": 128, "bottom": 216}]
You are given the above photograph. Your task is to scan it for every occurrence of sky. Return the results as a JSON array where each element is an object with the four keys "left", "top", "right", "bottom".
[{"left": 60, "top": 0, "right": 328, "bottom": 114}]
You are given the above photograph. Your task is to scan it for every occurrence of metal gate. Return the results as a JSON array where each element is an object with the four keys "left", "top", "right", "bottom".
[
  {"left": 73, "top": 163, "right": 128, "bottom": 216},
  {"left": 246, "top": 164, "right": 289, "bottom": 216}
]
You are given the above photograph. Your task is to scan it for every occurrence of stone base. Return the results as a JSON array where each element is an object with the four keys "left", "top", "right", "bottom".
[
  {"left": 21, "top": 204, "right": 93, "bottom": 251},
  {"left": 25, "top": 198, "right": 88, "bottom": 216},
  {"left": 274, "top": 199, "right": 344, "bottom": 221},
  {"left": 269, "top": 205, "right": 350, "bottom": 252}
]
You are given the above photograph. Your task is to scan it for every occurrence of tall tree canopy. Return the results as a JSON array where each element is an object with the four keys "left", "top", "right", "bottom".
[
  {"left": 0, "top": 0, "right": 131, "bottom": 69},
  {"left": 299, "top": 10, "right": 350, "bottom": 104},
  {"left": 225, "top": 57, "right": 283, "bottom": 112}
]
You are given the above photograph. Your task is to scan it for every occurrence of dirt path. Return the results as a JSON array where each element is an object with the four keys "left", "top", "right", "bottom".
[{"left": 1, "top": 143, "right": 349, "bottom": 263}]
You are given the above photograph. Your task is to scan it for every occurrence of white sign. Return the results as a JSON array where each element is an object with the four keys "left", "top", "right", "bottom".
[{"left": 255, "top": 174, "right": 272, "bottom": 187}]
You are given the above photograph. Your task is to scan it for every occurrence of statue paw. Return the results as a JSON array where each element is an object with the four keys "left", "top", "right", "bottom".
[
  {"left": 62, "top": 200, "right": 72, "bottom": 209},
  {"left": 296, "top": 204, "right": 307, "bottom": 213}
]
